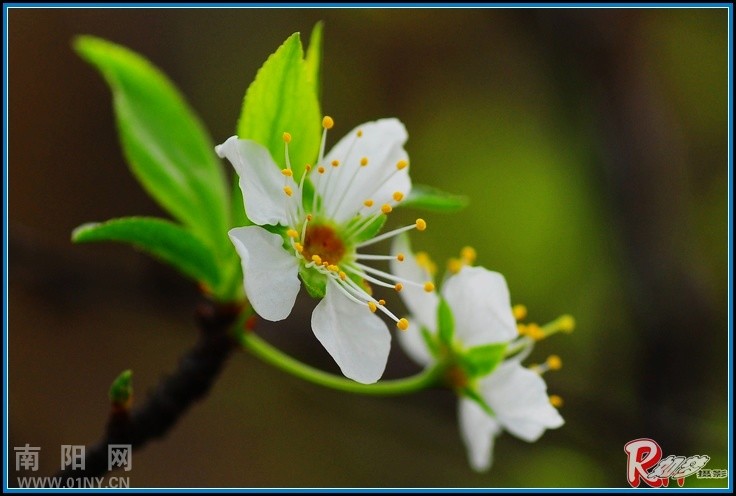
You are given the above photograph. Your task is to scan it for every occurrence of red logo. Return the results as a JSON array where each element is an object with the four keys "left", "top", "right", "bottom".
[{"left": 624, "top": 438, "right": 710, "bottom": 488}]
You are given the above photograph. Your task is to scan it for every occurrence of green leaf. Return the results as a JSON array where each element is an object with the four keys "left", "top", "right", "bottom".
[
  {"left": 461, "top": 343, "right": 508, "bottom": 378},
  {"left": 347, "top": 214, "right": 387, "bottom": 244},
  {"left": 237, "top": 33, "right": 321, "bottom": 180},
  {"left": 109, "top": 369, "right": 133, "bottom": 407},
  {"left": 462, "top": 386, "right": 495, "bottom": 416},
  {"left": 402, "top": 184, "right": 469, "bottom": 212},
  {"left": 420, "top": 326, "right": 440, "bottom": 358},
  {"left": 72, "top": 217, "right": 221, "bottom": 292},
  {"left": 437, "top": 297, "right": 455, "bottom": 346},
  {"left": 299, "top": 265, "right": 327, "bottom": 298},
  {"left": 305, "top": 22, "right": 324, "bottom": 99},
  {"left": 74, "top": 36, "right": 229, "bottom": 256}
]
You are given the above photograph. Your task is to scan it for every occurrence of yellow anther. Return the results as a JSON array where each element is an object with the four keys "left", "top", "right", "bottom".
[
  {"left": 322, "top": 261, "right": 329, "bottom": 267},
  {"left": 381, "top": 204, "right": 393, "bottom": 214},
  {"left": 513, "top": 304, "right": 527, "bottom": 321},
  {"left": 396, "top": 253, "right": 405, "bottom": 262},
  {"left": 393, "top": 191, "right": 404, "bottom": 202},
  {"left": 282, "top": 132, "right": 292, "bottom": 143},
  {"left": 306, "top": 214, "right": 313, "bottom": 221},
  {"left": 416, "top": 252, "right": 438, "bottom": 275},
  {"left": 460, "top": 246, "right": 476, "bottom": 264},
  {"left": 360, "top": 157, "right": 369, "bottom": 167},
  {"left": 283, "top": 186, "right": 293, "bottom": 197},
  {"left": 339, "top": 271, "right": 347, "bottom": 281},
  {"left": 447, "top": 258, "right": 462, "bottom": 274},
  {"left": 286, "top": 229, "right": 299, "bottom": 238},
  {"left": 424, "top": 282, "right": 435, "bottom": 292},
  {"left": 317, "top": 166, "right": 326, "bottom": 174},
  {"left": 311, "top": 254, "right": 322, "bottom": 265},
  {"left": 559, "top": 315, "right": 576, "bottom": 333},
  {"left": 364, "top": 199, "right": 374, "bottom": 208},
  {"left": 368, "top": 302, "right": 377, "bottom": 313},
  {"left": 305, "top": 164, "right": 312, "bottom": 172},
  {"left": 517, "top": 323, "right": 527, "bottom": 335},
  {"left": 322, "top": 116, "right": 334, "bottom": 129},
  {"left": 378, "top": 299, "right": 386, "bottom": 306},
  {"left": 527, "top": 323, "right": 545, "bottom": 341},
  {"left": 294, "top": 243, "right": 304, "bottom": 253},
  {"left": 415, "top": 218, "right": 427, "bottom": 231},
  {"left": 397, "top": 318, "right": 409, "bottom": 331},
  {"left": 357, "top": 129, "right": 363, "bottom": 137},
  {"left": 546, "top": 355, "right": 562, "bottom": 371},
  {"left": 331, "top": 159, "right": 340, "bottom": 167},
  {"left": 394, "top": 283, "right": 404, "bottom": 292},
  {"left": 396, "top": 159, "right": 408, "bottom": 170},
  {"left": 549, "top": 395, "right": 564, "bottom": 408},
  {"left": 281, "top": 168, "right": 293, "bottom": 177},
  {"left": 328, "top": 265, "right": 339, "bottom": 272}
]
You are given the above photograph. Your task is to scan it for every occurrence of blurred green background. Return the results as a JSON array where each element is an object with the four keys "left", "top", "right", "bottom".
[{"left": 7, "top": 7, "right": 729, "bottom": 488}]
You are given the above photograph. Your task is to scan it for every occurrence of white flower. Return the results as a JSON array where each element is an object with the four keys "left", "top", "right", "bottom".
[
  {"left": 217, "top": 117, "right": 432, "bottom": 384},
  {"left": 391, "top": 236, "right": 564, "bottom": 471}
]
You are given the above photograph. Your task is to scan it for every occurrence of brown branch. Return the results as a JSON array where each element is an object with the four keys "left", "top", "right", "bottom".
[{"left": 57, "top": 299, "right": 243, "bottom": 478}]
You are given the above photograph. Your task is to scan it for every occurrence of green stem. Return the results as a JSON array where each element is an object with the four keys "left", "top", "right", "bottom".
[{"left": 240, "top": 331, "right": 443, "bottom": 395}]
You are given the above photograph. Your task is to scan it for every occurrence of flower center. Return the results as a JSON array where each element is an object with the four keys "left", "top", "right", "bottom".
[{"left": 303, "top": 224, "right": 346, "bottom": 266}]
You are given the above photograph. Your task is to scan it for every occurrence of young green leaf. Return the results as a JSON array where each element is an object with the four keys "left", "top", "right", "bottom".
[
  {"left": 461, "top": 343, "right": 508, "bottom": 378},
  {"left": 109, "top": 369, "right": 133, "bottom": 408},
  {"left": 237, "top": 33, "right": 321, "bottom": 179},
  {"left": 74, "top": 36, "right": 230, "bottom": 258},
  {"left": 437, "top": 297, "right": 455, "bottom": 346},
  {"left": 346, "top": 214, "right": 387, "bottom": 244},
  {"left": 72, "top": 217, "right": 221, "bottom": 293},
  {"left": 402, "top": 184, "right": 469, "bottom": 212},
  {"left": 462, "top": 386, "right": 495, "bottom": 417},
  {"left": 304, "top": 21, "right": 324, "bottom": 99}
]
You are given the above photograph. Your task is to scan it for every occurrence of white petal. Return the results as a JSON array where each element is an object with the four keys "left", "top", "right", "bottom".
[
  {"left": 480, "top": 361, "right": 564, "bottom": 442},
  {"left": 442, "top": 266, "right": 518, "bottom": 348},
  {"left": 396, "top": 323, "right": 433, "bottom": 367},
  {"left": 311, "top": 280, "right": 391, "bottom": 384},
  {"left": 228, "top": 226, "right": 300, "bottom": 321},
  {"left": 390, "top": 234, "right": 439, "bottom": 333},
  {"left": 217, "top": 136, "right": 295, "bottom": 226},
  {"left": 458, "top": 397, "right": 502, "bottom": 472},
  {"left": 315, "top": 119, "right": 411, "bottom": 223}
]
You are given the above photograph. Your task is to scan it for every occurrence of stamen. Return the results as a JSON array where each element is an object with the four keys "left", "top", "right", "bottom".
[
  {"left": 397, "top": 253, "right": 405, "bottom": 262},
  {"left": 283, "top": 186, "right": 293, "bottom": 197},
  {"left": 394, "top": 283, "right": 403, "bottom": 292},
  {"left": 546, "top": 355, "right": 562, "bottom": 371},
  {"left": 378, "top": 299, "right": 386, "bottom": 305},
  {"left": 356, "top": 220, "right": 426, "bottom": 248},
  {"left": 396, "top": 159, "right": 408, "bottom": 170},
  {"left": 281, "top": 169, "right": 293, "bottom": 177},
  {"left": 460, "top": 246, "right": 476, "bottom": 264},
  {"left": 549, "top": 395, "right": 564, "bottom": 408},
  {"left": 447, "top": 258, "right": 463, "bottom": 274},
  {"left": 331, "top": 159, "right": 340, "bottom": 167},
  {"left": 318, "top": 166, "right": 326, "bottom": 174},
  {"left": 397, "top": 318, "right": 409, "bottom": 331},
  {"left": 360, "top": 157, "right": 369, "bottom": 167},
  {"left": 339, "top": 275, "right": 402, "bottom": 323},
  {"left": 423, "top": 282, "right": 435, "bottom": 292},
  {"left": 392, "top": 191, "right": 404, "bottom": 202},
  {"left": 353, "top": 262, "right": 432, "bottom": 291},
  {"left": 363, "top": 199, "right": 374, "bottom": 207},
  {"left": 357, "top": 129, "right": 363, "bottom": 137},
  {"left": 322, "top": 116, "right": 334, "bottom": 129},
  {"left": 286, "top": 229, "right": 299, "bottom": 239},
  {"left": 513, "top": 304, "right": 527, "bottom": 321},
  {"left": 311, "top": 254, "right": 322, "bottom": 265},
  {"left": 355, "top": 253, "right": 405, "bottom": 261},
  {"left": 368, "top": 302, "right": 377, "bottom": 313},
  {"left": 283, "top": 132, "right": 292, "bottom": 143},
  {"left": 381, "top": 204, "right": 393, "bottom": 214}
]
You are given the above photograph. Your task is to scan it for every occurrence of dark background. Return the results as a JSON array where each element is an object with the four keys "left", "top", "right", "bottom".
[{"left": 7, "top": 7, "right": 729, "bottom": 488}]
